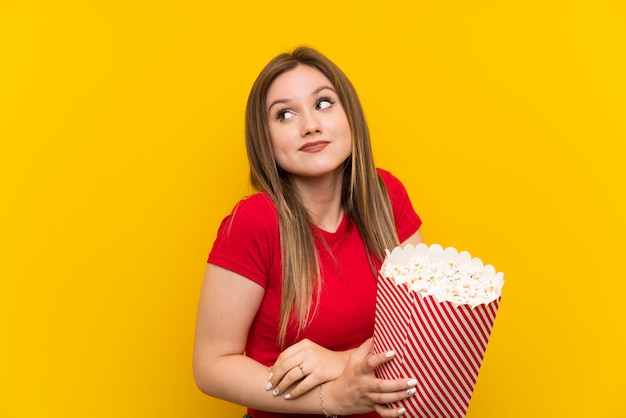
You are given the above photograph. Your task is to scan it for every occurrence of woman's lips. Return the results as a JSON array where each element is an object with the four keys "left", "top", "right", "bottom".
[{"left": 299, "top": 141, "right": 330, "bottom": 152}]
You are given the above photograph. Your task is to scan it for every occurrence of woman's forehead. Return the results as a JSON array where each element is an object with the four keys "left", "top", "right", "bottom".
[{"left": 266, "top": 65, "right": 334, "bottom": 102}]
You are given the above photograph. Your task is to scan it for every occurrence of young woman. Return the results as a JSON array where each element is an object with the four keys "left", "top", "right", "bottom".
[{"left": 193, "top": 47, "right": 424, "bottom": 418}]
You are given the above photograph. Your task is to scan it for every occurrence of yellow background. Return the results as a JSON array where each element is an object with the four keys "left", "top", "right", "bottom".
[{"left": 1, "top": 0, "right": 625, "bottom": 417}]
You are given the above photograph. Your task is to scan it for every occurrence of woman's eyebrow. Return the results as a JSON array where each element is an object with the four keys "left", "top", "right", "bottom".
[
  {"left": 312, "top": 85, "right": 336, "bottom": 96},
  {"left": 267, "top": 85, "right": 337, "bottom": 113},
  {"left": 267, "top": 98, "right": 290, "bottom": 114}
]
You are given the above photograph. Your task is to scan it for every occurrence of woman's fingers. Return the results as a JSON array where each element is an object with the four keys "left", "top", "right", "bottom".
[
  {"left": 350, "top": 338, "right": 402, "bottom": 375},
  {"left": 266, "top": 365, "right": 306, "bottom": 398},
  {"left": 374, "top": 404, "right": 408, "bottom": 418},
  {"left": 369, "top": 380, "right": 418, "bottom": 404},
  {"left": 350, "top": 340, "right": 420, "bottom": 415},
  {"left": 268, "top": 338, "right": 351, "bottom": 399},
  {"left": 364, "top": 348, "right": 397, "bottom": 371},
  {"left": 266, "top": 341, "right": 308, "bottom": 393},
  {"left": 281, "top": 372, "right": 317, "bottom": 400},
  {"left": 371, "top": 379, "right": 419, "bottom": 417}
]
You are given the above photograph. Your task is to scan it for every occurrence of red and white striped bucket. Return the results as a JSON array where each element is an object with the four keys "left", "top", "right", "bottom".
[{"left": 373, "top": 244, "right": 503, "bottom": 418}]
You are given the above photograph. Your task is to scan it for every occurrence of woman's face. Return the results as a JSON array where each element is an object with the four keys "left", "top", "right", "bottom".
[{"left": 265, "top": 65, "right": 352, "bottom": 182}]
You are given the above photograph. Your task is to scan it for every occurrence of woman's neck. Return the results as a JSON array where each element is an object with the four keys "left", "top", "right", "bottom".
[{"left": 293, "top": 172, "right": 345, "bottom": 233}]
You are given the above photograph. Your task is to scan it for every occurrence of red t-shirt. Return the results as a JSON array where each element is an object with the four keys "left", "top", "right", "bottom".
[{"left": 208, "top": 169, "right": 421, "bottom": 418}]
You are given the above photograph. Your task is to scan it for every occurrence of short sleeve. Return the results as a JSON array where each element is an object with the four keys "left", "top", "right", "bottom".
[
  {"left": 377, "top": 168, "right": 422, "bottom": 242},
  {"left": 207, "top": 193, "right": 279, "bottom": 288}
]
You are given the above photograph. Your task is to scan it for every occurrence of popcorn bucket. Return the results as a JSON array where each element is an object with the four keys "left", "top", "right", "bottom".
[{"left": 372, "top": 244, "right": 504, "bottom": 418}]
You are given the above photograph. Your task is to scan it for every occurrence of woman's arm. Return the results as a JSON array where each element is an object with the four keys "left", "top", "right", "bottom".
[
  {"left": 193, "top": 264, "right": 416, "bottom": 416},
  {"left": 193, "top": 264, "right": 266, "bottom": 404},
  {"left": 401, "top": 229, "right": 424, "bottom": 247},
  {"left": 194, "top": 264, "right": 329, "bottom": 413}
]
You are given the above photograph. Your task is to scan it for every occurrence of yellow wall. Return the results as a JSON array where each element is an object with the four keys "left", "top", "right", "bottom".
[{"left": 1, "top": 1, "right": 624, "bottom": 417}]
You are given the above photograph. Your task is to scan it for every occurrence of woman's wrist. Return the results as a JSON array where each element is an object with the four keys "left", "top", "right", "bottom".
[{"left": 318, "top": 382, "right": 337, "bottom": 418}]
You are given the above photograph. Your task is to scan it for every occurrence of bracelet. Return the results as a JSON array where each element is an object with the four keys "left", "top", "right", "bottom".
[{"left": 319, "top": 383, "right": 337, "bottom": 418}]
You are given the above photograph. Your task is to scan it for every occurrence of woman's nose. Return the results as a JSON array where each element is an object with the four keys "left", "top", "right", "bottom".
[{"left": 300, "top": 111, "right": 322, "bottom": 136}]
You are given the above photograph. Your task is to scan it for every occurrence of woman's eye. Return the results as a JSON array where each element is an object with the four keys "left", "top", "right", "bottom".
[
  {"left": 316, "top": 98, "right": 335, "bottom": 110},
  {"left": 277, "top": 110, "right": 296, "bottom": 121}
]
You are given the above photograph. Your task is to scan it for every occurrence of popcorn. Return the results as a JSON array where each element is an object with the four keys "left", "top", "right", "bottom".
[
  {"left": 380, "top": 243, "right": 504, "bottom": 308},
  {"left": 373, "top": 243, "right": 504, "bottom": 418}
]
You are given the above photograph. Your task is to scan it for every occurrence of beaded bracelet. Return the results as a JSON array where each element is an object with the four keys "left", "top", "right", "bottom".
[{"left": 319, "top": 383, "right": 337, "bottom": 418}]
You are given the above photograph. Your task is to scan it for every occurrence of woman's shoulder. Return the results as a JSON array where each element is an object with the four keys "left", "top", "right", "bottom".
[
  {"left": 376, "top": 167, "right": 404, "bottom": 188},
  {"left": 376, "top": 167, "right": 414, "bottom": 203},
  {"left": 233, "top": 191, "right": 276, "bottom": 212},
  {"left": 226, "top": 191, "right": 278, "bottom": 228},
  {"left": 209, "top": 191, "right": 279, "bottom": 278}
]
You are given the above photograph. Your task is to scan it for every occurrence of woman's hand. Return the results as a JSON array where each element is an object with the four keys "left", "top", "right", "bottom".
[
  {"left": 266, "top": 338, "right": 352, "bottom": 400},
  {"left": 324, "top": 338, "right": 418, "bottom": 417}
]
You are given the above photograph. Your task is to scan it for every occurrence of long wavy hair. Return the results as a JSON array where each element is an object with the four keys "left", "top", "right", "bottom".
[{"left": 245, "top": 47, "right": 400, "bottom": 346}]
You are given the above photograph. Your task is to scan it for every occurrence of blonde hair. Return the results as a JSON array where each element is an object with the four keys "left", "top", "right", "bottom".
[{"left": 245, "top": 47, "right": 399, "bottom": 346}]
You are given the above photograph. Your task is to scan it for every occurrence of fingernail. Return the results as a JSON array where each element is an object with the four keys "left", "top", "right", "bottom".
[
  {"left": 406, "top": 388, "right": 416, "bottom": 396},
  {"left": 272, "top": 388, "right": 280, "bottom": 396},
  {"left": 267, "top": 371, "right": 273, "bottom": 380},
  {"left": 265, "top": 381, "right": 273, "bottom": 390},
  {"left": 397, "top": 407, "right": 406, "bottom": 415},
  {"left": 385, "top": 350, "right": 396, "bottom": 358},
  {"left": 407, "top": 378, "right": 418, "bottom": 387},
  {"left": 284, "top": 393, "right": 291, "bottom": 400}
]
